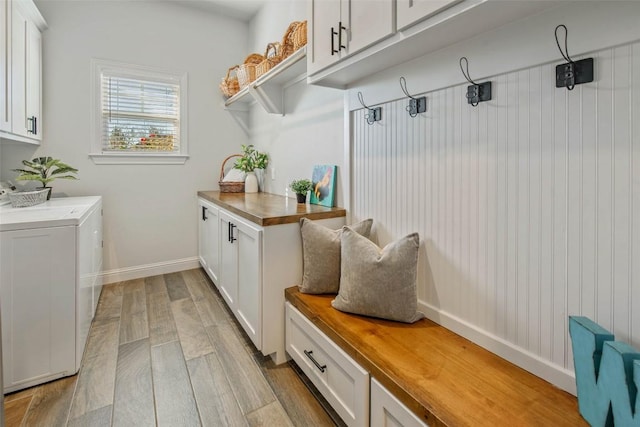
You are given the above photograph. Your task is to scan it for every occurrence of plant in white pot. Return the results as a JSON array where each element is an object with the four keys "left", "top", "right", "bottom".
[
  {"left": 234, "top": 145, "right": 268, "bottom": 193},
  {"left": 12, "top": 157, "right": 78, "bottom": 200},
  {"left": 290, "top": 179, "right": 312, "bottom": 204}
]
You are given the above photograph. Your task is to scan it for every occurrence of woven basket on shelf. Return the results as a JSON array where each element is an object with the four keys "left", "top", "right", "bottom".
[
  {"left": 281, "top": 21, "right": 301, "bottom": 59},
  {"left": 255, "top": 42, "right": 283, "bottom": 80},
  {"left": 237, "top": 53, "right": 264, "bottom": 89},
  {"left": 218, "top": 154, "right": 245, "bottom": 193},
  {"left": 8, "top": 188, "right": 49, "bottom": 208},
  {"left": 219, "top": 65, "right": 240, "bottom": 98},
  {"left": 292, "top": 20, "right": 307, "bottom": 51}
]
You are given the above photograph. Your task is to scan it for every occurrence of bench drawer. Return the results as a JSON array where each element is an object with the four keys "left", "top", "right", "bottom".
[
  {"left": 285, "top": 302, "right": 369, "bottom": 427},
  {"left": 371, "top": 378, "right": 428, "bottom": 427}
]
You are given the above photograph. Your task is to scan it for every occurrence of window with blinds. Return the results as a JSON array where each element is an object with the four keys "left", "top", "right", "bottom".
[
  {"left": 102, "top": 74, "right": 179, "bottom": 152},
  {"left": 91, "top": 59, "right": 188, "bottom": 164}
]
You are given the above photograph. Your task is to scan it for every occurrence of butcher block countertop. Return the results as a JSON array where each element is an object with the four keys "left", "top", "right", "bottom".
[
  {"left": 285, "top": 287, "right": 587, "bottom": 427},
  {"left": 197, "top": 191, "right": 346, "bottom": 227}
]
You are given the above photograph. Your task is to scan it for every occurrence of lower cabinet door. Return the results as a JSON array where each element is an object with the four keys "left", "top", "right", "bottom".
[
  {"left": 219, "top": 210, "right": 238, "bottom": 308},
  {"left": 370, "top": 377, "right": 428, "bottom": 427},
  {"left": 234, "top": 214, "right": 262, "bottom": 350},
  {"left": 0, "top": 226, "right": 76, "bottom": 392},
  {"left": 286, "top": 302, "right": 369, "bottom": 427}
]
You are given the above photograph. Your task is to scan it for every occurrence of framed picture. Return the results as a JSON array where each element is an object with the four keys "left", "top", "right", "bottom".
[{"left": 310, "top": 165, "right": 337, "bottom": 207}]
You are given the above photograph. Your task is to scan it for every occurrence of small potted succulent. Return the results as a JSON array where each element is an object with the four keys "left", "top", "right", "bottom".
[
  {"left": 290, "top": 179, "right": 312, "bottom": 204},
  {"left": 13, "top": 157, "right": 78, "bottom": 200}
]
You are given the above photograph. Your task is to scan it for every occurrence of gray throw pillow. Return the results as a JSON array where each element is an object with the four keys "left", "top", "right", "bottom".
[
  {"left": 299, "top": 218, "right": 373, "bottom": 294},
  {"left": 332, "top": 227, "right": 424, "bottom": 323}
]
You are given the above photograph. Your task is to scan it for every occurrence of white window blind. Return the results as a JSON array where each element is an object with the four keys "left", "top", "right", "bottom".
[{"left": 101, "top": 73, "right": 180, "bottom": 152}]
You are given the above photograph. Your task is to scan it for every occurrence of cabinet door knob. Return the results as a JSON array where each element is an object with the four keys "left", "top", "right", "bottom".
[{"left": 202, "top": 206, "right": 207, "bottom": 221}]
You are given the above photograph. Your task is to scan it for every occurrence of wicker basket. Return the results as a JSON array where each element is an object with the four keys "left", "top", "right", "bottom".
[
  {"left": 237, "top": 53, "right": 264, "bottom": 89},
  {"left": 8, "top": 188, "right": 49, "bottom": 208},
  {"left": 255, "top": 42, "right": 283, "bottom": 80},
  {"left": 292, "top": 20, "right": 307, "bottom": 50},
  {"left": 219, "top": 65, "right": 240, "bottom": 98},
  {"left": 281, "top": 21, "right": 301, "bottom": 59},
  {"left": 218, "top": 154, "right": 245, "bottom": 193}
]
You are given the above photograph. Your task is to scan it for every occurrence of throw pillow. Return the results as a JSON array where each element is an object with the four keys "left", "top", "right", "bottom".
[
  {"left": 332, "top": 227, "right": 424, "bottom": 323},
  {"left": 299, "top": 217, "right": 373, "bottom": 294}
]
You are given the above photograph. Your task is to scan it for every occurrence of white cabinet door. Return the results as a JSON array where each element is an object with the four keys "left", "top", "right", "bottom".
[
  {"left": 198, "top": 199, "right": 220, "bottom": 285},
  {"left": 219, "top": 210, "right": 238, "bottom": 309},
  {"left": 308, "top": 0, "right": 394, "bottom": 75},
  {"left": 25, "top": 16, "right": 40, "bottom": 139},
  {"left": 347, "top": 0, "right": 394, "bottom": 54},
  {"left": 0, "top": 226, "right": 76, "bottom": 391},
  {"left": 371, "top": 377, "right": 428, "bottom": 427},
  {"left": 309, "top": 0, "right": 342, "bottom": 74},
  {"left": 218, "top": 209, "right": 262, "bottom": 349},
  {"left": 234, "top": 216, "right": 262, "bottom": 350},
  {"left": 0, "top": 0, "right": 11, "bottom": 132},
  {"left": 10, "top": 0, "right": 42, "bottom": 141},
  {"left": 396, "top": 0, "right": 460, "bottom": 30}
]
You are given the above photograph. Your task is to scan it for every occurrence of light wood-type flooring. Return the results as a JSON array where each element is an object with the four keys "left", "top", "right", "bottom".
[{"left": 4, "top": 268, "right": 342, "bottom": 426}]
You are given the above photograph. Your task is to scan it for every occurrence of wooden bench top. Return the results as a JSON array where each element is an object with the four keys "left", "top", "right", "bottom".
[{"left": 285, "top": 287, "right": 587, "bottom": 427}]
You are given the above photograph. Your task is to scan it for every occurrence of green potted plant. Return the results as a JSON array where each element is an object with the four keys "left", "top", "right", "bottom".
[
  {"left": 13, "top": 157, "right": 78, "bottom": 200},
  {"left": 290, "top": 179, "right": 312, "bottom": 204},
  {"left": 234, "top": 144, "right": 269, "bottom": 193}
]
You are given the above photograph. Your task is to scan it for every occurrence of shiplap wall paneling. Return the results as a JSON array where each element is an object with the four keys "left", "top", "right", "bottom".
[{"left": 350, "top": 40, "right": 640, "bottom": 393}]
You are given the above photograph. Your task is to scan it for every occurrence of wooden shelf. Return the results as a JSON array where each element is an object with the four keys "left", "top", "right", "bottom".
[{"left": 224, "top": 46, "right": 307, "bottom": 115}]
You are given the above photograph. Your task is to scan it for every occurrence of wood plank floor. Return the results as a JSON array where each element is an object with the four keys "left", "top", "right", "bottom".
[{"left": 4, "top": 268, "right": 343, "bottom": 426}]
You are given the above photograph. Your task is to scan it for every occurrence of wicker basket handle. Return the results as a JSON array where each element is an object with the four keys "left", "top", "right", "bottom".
[
  {"left": 225, "top": 66, "right": 239, "bottom": 79},
  {"left": 264, "top": 42, "right": 281, "bottom": 58},
  {"left": 219, "top": 154, "right": 243, "bottom": 181}
]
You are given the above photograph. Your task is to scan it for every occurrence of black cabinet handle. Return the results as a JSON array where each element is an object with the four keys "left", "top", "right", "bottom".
[
  {"left": 331, "top": 26, "right": 338, "bottom": 55},
  {"left": 304, "top": 350, "right": 326, "bottom": 373},
  {"left": 202, "top": 206, "right": 207, "bottom": 221},
  {"left": 338, "top": 21, "right": 346, "bottom": 51},
  {"left": 27, "top": 116, "right": 37, "bottom": 135},
  {"left": 230, "top": 223, "right": 237, "bottom": 243}
]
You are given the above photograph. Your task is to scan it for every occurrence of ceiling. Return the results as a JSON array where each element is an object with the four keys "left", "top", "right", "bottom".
[{"left": 175, "top": 0, "right": 266, "bottom": 21}]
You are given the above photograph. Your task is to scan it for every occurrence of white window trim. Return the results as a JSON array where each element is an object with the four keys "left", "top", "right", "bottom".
[{"left": 89, "top": 58, "right": 189, "bottom": 165}]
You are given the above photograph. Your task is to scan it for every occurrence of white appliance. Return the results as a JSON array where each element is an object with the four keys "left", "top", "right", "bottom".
[{"left": 0, "top": 196, "right": 103, "bottom": 392}]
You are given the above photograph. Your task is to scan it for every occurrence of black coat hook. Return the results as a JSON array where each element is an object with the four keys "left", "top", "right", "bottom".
[
  {"left": 399, "top": 77, "right": 426, "bottom": 118},
  {"left": 459, "top": 57, "right": 491, "bottom": 107},
  {"left": 554, "top": 24, "right": 593, "bottom": 91},
  {"left": 357, "top": 92, "right": 382, "bottom": 125}
]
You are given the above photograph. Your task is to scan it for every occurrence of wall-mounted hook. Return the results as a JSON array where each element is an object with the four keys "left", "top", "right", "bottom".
[
  {"left": 459, "top": 57, "right": 491, "bottom": 107},
  {"left": 554, "top": 24, "right": 593, "bottom": 90},
  {"left": 357, "top": 92, "right": 382, "bottom": 125},
  {"left": 399, "top": 77, "right": 426, "bottom": 118}
]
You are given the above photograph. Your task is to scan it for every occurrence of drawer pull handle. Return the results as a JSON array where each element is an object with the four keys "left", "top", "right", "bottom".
[{"left": 304, "top": 349, "right": 326, "bottom": 373}]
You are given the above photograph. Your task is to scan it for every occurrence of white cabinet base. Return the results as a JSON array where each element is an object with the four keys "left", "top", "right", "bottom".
[
  {"left": 371, "top": 378, "right": 428, "bottom": 427},
  {"left": 286, "top": 302, "right": 369, "bottom": 427}
]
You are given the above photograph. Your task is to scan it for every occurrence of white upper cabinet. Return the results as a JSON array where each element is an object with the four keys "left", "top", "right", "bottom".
[
  {"left": 308, "top": 0, "right": 394, "bottom": 75},
  {"left": 1, "top": 0, "right": 11, "bottom": 132},
  {"left": 307, "top": 0, "right": 559, "bottom": 88},
  {"left": 1, "top": 0, "right": 46, "bottom": 144},
  {"left": 396, "top": 0, "right": 460, "bottom": 30}
]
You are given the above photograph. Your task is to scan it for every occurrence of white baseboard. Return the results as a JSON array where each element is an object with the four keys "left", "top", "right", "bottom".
[
  {"left": 420, "top": 301, "right": 577, "bottom": 396},
  {"left": 99, "top": 257, "right": 201, "bottom": 285}
]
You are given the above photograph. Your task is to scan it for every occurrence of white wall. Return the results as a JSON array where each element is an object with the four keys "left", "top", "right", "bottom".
[
  {"left": 348, "top": 2, "right": 640, "bottom": 394},
  {"left": 247, "top": 0, "right": 345, "bottom": 205},
  {"left": 1, "top": 1, "right": 250, "bottom": 280}
]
